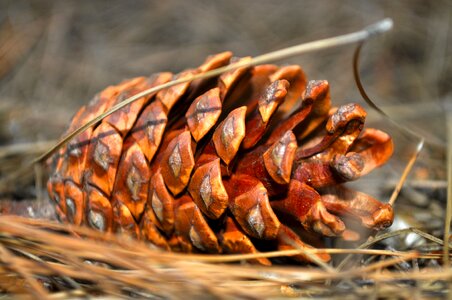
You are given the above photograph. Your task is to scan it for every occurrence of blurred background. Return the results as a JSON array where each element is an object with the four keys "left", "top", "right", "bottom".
[{"left": 0, "top": 1, "right": 450, "bottom": 227}]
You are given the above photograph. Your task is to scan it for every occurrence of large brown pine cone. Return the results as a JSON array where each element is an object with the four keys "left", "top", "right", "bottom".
[{"left": 47, "top": 52, "right": 394, "bottom": 265}]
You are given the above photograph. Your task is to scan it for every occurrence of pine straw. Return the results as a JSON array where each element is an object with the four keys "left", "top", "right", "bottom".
[{"left": 0, "top": 215, "right": 450, "bottom": 299}]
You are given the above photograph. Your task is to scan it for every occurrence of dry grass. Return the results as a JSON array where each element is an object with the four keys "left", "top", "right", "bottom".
[{"left": 0, "top": 215, "right": 450, "bottom": 299}]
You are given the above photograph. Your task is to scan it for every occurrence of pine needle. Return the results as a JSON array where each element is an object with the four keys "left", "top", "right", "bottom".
[
  {"left": 35, "top": 19, "right": 392, "bottom": 164},
  {"left": 0, "top": 19, "right": 394, "bottom": 191},
  {"left": 353, "top": 40, "right": 425, "bottom": 207},
  {"left": 444, "top": 108, "right": 452, "bottom": 267}
]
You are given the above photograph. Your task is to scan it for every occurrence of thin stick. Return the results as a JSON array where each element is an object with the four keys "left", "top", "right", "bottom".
[
  {"left": 444, "top": 110, "right": 452, "bottom": 267},
  {"left": 0, "top": 19, "right": 394, "bottom": 191},
  {"left": 180, "top": 249, "right": 416, "bottom": 263},
  {"left": 388, "top": 139, "right": 424, "bottom": 206},
  {"left": 353, "top": 41, "right": 425, "bottom": 207},
  {"left": 34, "top": 18, "right": 393, "bottom": 164},
  {"left": 353, "top": 42, "right": 423, "bottom": 141}
]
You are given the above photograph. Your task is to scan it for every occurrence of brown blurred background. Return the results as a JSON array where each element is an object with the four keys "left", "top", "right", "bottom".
[{"left": 0, "top": 0, "right": 450, "bottom": 207}]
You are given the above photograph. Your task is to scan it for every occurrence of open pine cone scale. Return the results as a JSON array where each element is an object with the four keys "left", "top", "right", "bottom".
[{"left": 47, "top": 51, "right": 394, "bottom": 265}]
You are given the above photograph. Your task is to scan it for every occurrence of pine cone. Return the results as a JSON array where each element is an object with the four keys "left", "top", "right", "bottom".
[{"left": 47, "top": 52, "right": 394, "bottom": 264}]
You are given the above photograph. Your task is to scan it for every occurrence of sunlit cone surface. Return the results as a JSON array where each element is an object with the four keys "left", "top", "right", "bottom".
[{"left": 47, "top": 52, "right": 395, "bottom": 264}]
